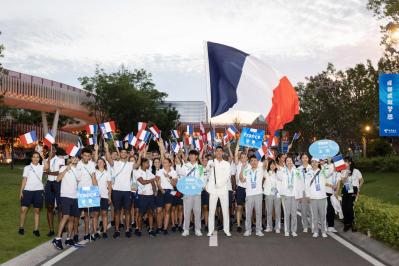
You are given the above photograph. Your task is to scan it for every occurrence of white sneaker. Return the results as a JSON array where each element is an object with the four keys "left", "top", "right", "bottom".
[
  {"left": 182, "top": 230, "right": 189, "bottom": 237},
  {"left": 224, "top": 231, "right": 232, "bottom": 237},
  {"left": 275, "top": 229, "right": 280, "bottom": 234},
  {"left": 256, "top": 231, "right": 264, "bottom": 237},
  {"left": 328, "top": 227, "right": 337, "bottom": 233},
  {"left": 312, "top": 233, "right": 319, "bottom": 238},
  {"left": 264, "top": 228, "right": 272, "bottom": 232},
  {"left": 207, "top": 232, "right": 213, "bottom": 237},
  {"left": 195, "top": 230, "right": 202, "bottom": 237},
  {"left": 243, "top": 231, "right": 251, "bottom": 237},
  {"left": 303, "top": 228, "right": 308, "bottom": 233},
  {"left": 322, "top": 233, "right": 328, "bottom": 238},
  {"left": 292, "top": 232, "right": 298, "bottom": 237},
  {"left": 284, "top": 232, "right": 289, "bottom": 237}
]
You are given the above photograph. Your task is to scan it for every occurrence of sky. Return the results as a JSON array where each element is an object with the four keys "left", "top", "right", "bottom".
[{"left": 0, "top": 0, "right": 383, "bottom": 107}]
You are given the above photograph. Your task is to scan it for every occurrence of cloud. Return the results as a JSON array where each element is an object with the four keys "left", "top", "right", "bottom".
[{"left": 0, "top": 0, "right": 383, "bottom": 104}]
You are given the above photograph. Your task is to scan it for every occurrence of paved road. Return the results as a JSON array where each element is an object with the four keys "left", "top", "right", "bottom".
[{"left": 49, "top": 218, "right": 375, "bottom": 266}]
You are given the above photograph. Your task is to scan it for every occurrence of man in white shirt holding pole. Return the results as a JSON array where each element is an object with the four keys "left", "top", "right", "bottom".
[{"left": 207, "top": 146, "right": 232, "bottom": 237}]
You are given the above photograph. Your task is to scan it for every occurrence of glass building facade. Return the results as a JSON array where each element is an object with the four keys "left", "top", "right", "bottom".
[{"left": 164, "top": 101, "right": 208, "bottom": 123}]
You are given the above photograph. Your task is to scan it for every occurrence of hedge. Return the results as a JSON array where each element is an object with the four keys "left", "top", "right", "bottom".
[
  {"left": 355, "top": 156, "right": 399, "bottom": 172},
  {"left": 355, "top": 195, "right": 399, "bottom": 249}
]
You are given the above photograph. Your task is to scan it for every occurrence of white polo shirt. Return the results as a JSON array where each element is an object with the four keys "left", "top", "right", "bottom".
[
  {"left": 60, "top": 165, "right": 80, "bottom": 199},
  {"left": 242, "top": 165, "right": 263, "bottom": 196},
  {"left": 46, "top": 156, "right": 65, "bottom": 181},
  {"left": 158, "top": 168, "right": 177, "bottom": 190},
  {"left": 77, "top": 160, "right": 96, "bottom": 188},
  {"left": 23, "top": 163, "right": 44, "bottom": 191},
  {"left": 235, "top": 161, "right": 246, "bottom": 188},
  {"left": 95, "top": 169, "right": 111, "bottom": 199},
  {"left": 111, "top": 160, "right": 134, "bottom": 191},
  {"left": 136, "top": 168, "right": 155, "bottom": 195}
]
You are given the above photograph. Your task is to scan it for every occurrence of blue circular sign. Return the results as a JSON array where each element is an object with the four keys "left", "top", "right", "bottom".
[
  {"left": 308, "top": 139, "right": 340, "bottom": 159},
  {"left": 176, "top": 176, "right": 205, "bottom": 195}
]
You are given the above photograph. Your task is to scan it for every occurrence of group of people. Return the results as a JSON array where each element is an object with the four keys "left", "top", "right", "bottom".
[{"left": 18, "top": 138, "right": 363, "bottom": 250}]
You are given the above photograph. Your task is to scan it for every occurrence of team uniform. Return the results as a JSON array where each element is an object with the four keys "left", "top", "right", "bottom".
[
  {"left": 235, "top": 162, "right": 246, "bottom": 206},
  {"left": 156, "top": 168, "right": 178, "bottom": 207},
  {"left": 59, "top": 165, "right": 80, "bottom": 217},
  {"left": 242, "top": 164, "right": 264, "bottom": 236},
  {"left": 280, "top": 166, "right": 300, "bottom": 235},
  {"left": 136, "top": 168, "right": 156, "bottom": 214},
  {"left": 44, "top": 156, "right": 64, "bottom": 207},
  {"left": 341, "top": 168, "right": 363, "bottom": 229},
  {"left": 263, "top": 169, "right": 282, "bottom": 232},
  {"left": 76, "top": 160, "right": 96, "bottom": 210},
  {"left": 323, "top": 164, "right": 340, "bottom": 230},
  {"left": 95, "top": 169, "right": 112, "bottom": 211},
  {"left": 111, "top": 161, "right": 134, "bottom": 211},
  {"left": 21, "top": 163, "right": 44, "bottom": 208},
  {"left": 296, "top": 164, "right": 312, "bottom": 231}
]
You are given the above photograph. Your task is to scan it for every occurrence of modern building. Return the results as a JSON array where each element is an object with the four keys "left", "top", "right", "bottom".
[{"left": 164, "top": 101, "right": 208, "bottom": 123}]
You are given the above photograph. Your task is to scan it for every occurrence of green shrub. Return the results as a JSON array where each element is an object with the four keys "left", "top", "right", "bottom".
[
  {"left": 355, "top": 195, "right": 399, "bottom": 248},
  {"left": 367, "top": 138, "right": 393, "bottom": 157},
  {"left": 356, "top": 156, "right": 399, "bottom": 172}
]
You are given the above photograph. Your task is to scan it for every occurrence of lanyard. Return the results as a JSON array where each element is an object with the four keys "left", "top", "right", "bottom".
[
  {"left": 51, "top": 158, "right": 57, "bottom": 171},
  {"left": 69, "top": 167, "right": 79, "bottom": 181},
  {"left": 186, "top": 164, "right": 197, "bottom": 177},
  {"left": 250, "top": 168, "right": 257, "bottom": 183},
  {"left": 30, "top": 165, "right": 42, "bottom": 183},
  {"left": 113, "top": 162, "right": 127, "bottom": 180},
  {"left": 96, "top": 171, "right": 105, "bottom": 182},
  {"left": 285, "top": 168, "right": 294, "bottom": 187},
  {"left": 81, "top": 164, "right": 92, "bottom": 179}
]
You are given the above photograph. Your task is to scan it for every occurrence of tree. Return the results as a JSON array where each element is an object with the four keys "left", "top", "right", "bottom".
[
  {"left": 80, "top": 66, "right": 180, "bottom": 139},
  {"left": 367, "top": 0, "right": 399, "bottom": 22}
]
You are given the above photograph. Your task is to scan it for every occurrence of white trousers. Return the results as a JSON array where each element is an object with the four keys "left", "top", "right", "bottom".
[{"left": 208, "top": 192, "right": 230, "bottom": 234}]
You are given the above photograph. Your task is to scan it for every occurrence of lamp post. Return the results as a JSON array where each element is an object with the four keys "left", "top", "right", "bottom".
[{"left": 362, "top": 125, "right": 371, "bottom": 158}]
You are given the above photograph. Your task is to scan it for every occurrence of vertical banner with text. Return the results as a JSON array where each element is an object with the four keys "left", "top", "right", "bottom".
[{"left": 379, "top": 74, "right": 399, "bottom": 136}]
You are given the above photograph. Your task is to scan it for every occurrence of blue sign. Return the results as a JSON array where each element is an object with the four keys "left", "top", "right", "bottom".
[
  {"left": 78, "top": 186, "right": 100, "bottom": 208},
  {"left": 176, "top": 176, "right": 205, "bottom": 196},
  {"left": 239, "top": 127, "right": 265, "bottom": 149},
  {"left": 309, "top": 139, "right": 340, "bottom": 159},
  {"left": 379, "top": 74, "right": 399, "bottom": 136}
]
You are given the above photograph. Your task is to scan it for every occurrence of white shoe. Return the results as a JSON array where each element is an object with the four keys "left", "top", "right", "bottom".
[
  {"left": 243, "top": 231, "right": 251, "bottom": 237},
  {"left": 303, "top": 228, "right": 308, "bottom": 233},
  {"left": 182, "top": 230, "right": 189, "bottom": 237},
  {"left": 195, "top": 230, "right": 202, "bottom": 237},
  {"left": 264, "top": 228, "right": 272, "bottom": 232},
  {"left": 207, "top": 232, "right": 213, "bottom": 237},
  {"left": 224, "top": 231, "right": 232, "bottom": 237},
  {"left": 322, "top": 233, "right": 328, "bottom": 238},
  {"left": 328, "top": 227, "right": 337, "bottom": 233},
  {"left": 275, "top": 229, "right": 280, "bottom": 234},
  {"left": 312, "top": 233, "right": 319, "bottom": 238},
  {"left": 284, "top": 232, "right": 289, "bottom": 237},
  {"left": 256, "top": 231, "right": 264, "bottom": 237},
  {"left": 292, "top": 232, "right": 298, "bottom": 237}
]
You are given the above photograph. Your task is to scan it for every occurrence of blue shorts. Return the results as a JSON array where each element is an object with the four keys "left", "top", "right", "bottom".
[
  {"left": 139, "top": 195, "right": 155, "bottom": 214},
  {"left": 100, "top": 198, "right": 109, "bottom": 211},
  {"left": 131, "top": 192, "right": 139, "bottom": 207},
  {"left": 21, "top": 190, "right": 43, "bottom": 208},
  {"left": 155, "top": 190, "right": 174, "bottom": 207},
  {"left": 112, "top": 190, "right": 132, "bottom": 211},
  {"left": 172, "top": 196, "right": 183, "bottom": 206},
  {"left": 201, "top": 190, "right": 209, "bottom": 206},
  {"left": 60, "top": 197, "right": 79, "bottom": 217},
  {"left": 236, "top": 186, "right": 246, "bottom": 206},
  {"left": 44, "top": 181, "right": 61, "bottom": 207}
]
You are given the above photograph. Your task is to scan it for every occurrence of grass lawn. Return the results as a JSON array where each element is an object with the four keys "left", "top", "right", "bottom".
[
  {"left": 361, "top": 172, "right": 399, "bottom": 205},
  {"left": 0, "top": 165, "right": 51, "bottom": 264},
  {"left": 0, "top": 165, "right": 398, "bottom": 263}
]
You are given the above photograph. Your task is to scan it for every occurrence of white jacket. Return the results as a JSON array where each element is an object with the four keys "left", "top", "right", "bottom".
[{"left": 206, "top": 159, "right": 231, "bottom": 195}]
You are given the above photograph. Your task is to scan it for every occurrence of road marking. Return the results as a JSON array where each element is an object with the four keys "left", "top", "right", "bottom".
[
  {"left": 296, "top": 211, "right": 384, "bottom": 266},
  {"left": 209, "top": 231, "right": 218, "bottom": 247},
  {"left": 41, "top": 240, "right": 88, "bottom": 266}
]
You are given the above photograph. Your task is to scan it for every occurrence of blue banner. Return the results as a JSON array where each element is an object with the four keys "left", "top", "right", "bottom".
[
  {"left": 379, "top": 74, "right": 399, "bottom": 136},
  {"left": 176, "top": 176, "right": 205, "bottom": 196},
  {"left": 309, "top": 139, "right": 340, "bottom": 159},
  {"left": 78, "top": 186, "right": 100, "bottom": 208},
  {"left": 239, "top": 127, "right": 265, "bottom": 149}
]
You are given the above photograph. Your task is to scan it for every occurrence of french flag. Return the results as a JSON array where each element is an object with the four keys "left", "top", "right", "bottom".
[
  {"left": 85, "top": 124, "right": 98, "bottom": 134},
  {"left": 138, "top": 141, "right": 146, "bottom": 151},
  {"left": 66, "top": 144, "right": 80, "bottom": 157},
  {"left": 99, "top": 121, "right": 116, "bottom": 134},
  {"left": 137, "top": 130, "right": 151, "bottom": 142},
  {"left": 226, "top": 125, "right": 238, "bottom": 138},
  {"left": 194, "top": 139, "right": 204, "bottom": 151},
  {"left": 255, "top": 146, "right": 268, "bottom": 161},
  {"left": 103, "top": 132, "right": 113, "bottom": 139},
  {"left": 43, "top": 132, "right": 55, "bottom": 147},
  {"left": 292, "top": 132, "right": 301, "bottom": 141},
  {"left": 223, "top": 132, "right": 231, "bottom": 145},
  {"left": 186, "top": 125, "right": 193, "bottom": 136},
  {"left": 206, "top": 42, "right": 299, "bottom": 141},
  {"left": 184, "top": 135, "right": 193, "bottom": 146},
  {"left": 172, "top": 142, "right": 180, "bottom": 153},
  {"left": 171, "top": 130, "right": 180, "bottom": 139},
  {"left": 207, "top": 130, "right": 215, "bottom": 144},
  {"left": 332, "top": 155, "right": 347, "bottom": 171},
  {"left": 128, "top": 134, "right": 139, "bottom": 147},
  {"left": 114, "top": 140, "right": 123, "bottom": 148},
  {"left": 20, "top": 131, "right": 37, "bottom": 145},
  {"left": 87, "top": 137, "right": 96, "bottom": 146},
  {"left": 149, "top": 125, "right": 161, "bottom": 139},
  {"left": 138, "top": 122, "right": 147, "bottom": 132}
]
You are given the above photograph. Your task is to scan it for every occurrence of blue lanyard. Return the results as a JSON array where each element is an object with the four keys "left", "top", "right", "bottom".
[
  {"left": 250, "top": 168, "right": 257, "bottom": 183},
  {"left": 285, "top": 168, "right": 294, "bottom": 186}
]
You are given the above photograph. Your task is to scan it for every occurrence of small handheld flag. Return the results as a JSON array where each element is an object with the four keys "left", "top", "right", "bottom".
[
  {"left": 149, "top": 125, "right": 161, "bottom": 139},
  {"left": 43, "top": 132, "right": 55, "bottom": 147},
  {"left": 77, "top": 137, "right": 84, "bottom": 149},
  {"left": 87, "top": 137, "right": 96, "bottom": 146},
  {"left": 114, "top": 140, "right": 123, "bottom": 148},
  {"left": 138, "top": 122, "right": 147, "bottom": 132},
  {"left": 255, "top": 146, "right": 268, "bottom": 160},
  {"left": 85, "top": 124, "right": 98, "bottom": 134},
  {"left": 171, "top": 130, "right": 180, "bottom": 139},
  {"left": 20, "top": 131, "right": 38, "bottom": 145},
  {"left": 99, "top": 121, "right": 116, "bottom": 134},
  {"left": 186, "top": 125, "right": 193, "bottom": 136},
  {"left": 226, "top": 125, "right": 238, "bottom": 138},
  {"left": 332, "top": 155, "right": 347, "bottom": 171},
  {"left": 172, "top": 142, "right": 180, "bottom": 153},
  {"left": 103, "top": 132, "right": 113, "bottom": 140},
  {"left": 66, "top": 144, "right": 80, "bottom": 157},
  {"left": 194, "top": 139, "right": 204, "bottom": 151}
]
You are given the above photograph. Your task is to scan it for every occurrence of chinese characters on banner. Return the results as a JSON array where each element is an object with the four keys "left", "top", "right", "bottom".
[{"left": 379, "top": 74, "right": 399, "bottom": 136}]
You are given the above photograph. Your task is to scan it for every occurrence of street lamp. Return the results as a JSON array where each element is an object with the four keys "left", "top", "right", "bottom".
[{"left": 362, "top": 125, "right": 371, "bottom": 158}]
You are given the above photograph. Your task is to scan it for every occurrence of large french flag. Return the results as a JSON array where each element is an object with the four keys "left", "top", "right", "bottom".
[{"left": 206, "top": 42, "right": 299, "bottom": 137}]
